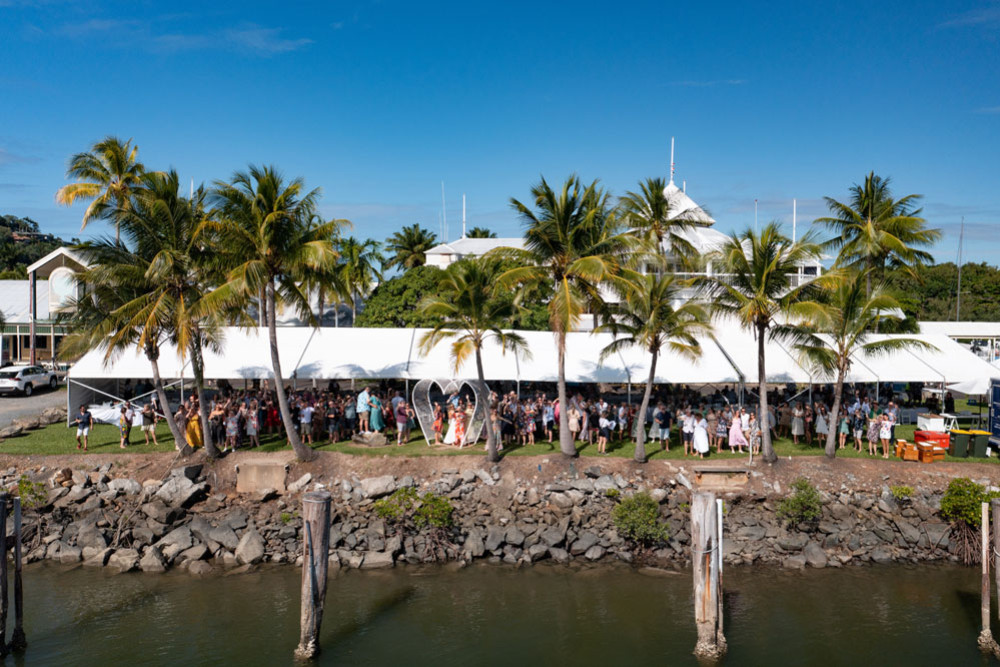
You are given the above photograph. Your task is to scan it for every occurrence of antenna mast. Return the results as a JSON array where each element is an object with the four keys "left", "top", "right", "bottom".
[
  {"left": 754, "top": 199, "right": 758, "bottom": 234},
  {"left": 669, "top": 137, "right": 675, "bottom": 184},
  {"left": 956, "top": 217, "right": 964, "bottom": 321},
  {"left": 792, "top": 199, "right": 797, "bottom": 242},
  {"left": 462, "top": 194, "right": 467, "bottom": 238}
]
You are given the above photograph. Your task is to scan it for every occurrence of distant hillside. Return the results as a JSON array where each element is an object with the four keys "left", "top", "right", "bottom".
[
  {"left": 0, "top": 215, "right": 72, "bottom": 278},
  {"left": 888, "top": 262, "right": 1000, "bottom": 322}
]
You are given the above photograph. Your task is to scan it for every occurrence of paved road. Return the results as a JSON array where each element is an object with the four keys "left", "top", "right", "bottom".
[{"left": 0, "top": 385, "right": 67, "bottom": 427}]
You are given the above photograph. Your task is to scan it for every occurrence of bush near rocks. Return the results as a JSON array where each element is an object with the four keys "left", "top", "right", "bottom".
[
  {"left": 939, "top": 478, "right": 996, "bottom": 527},
  {"left": 611, "top": 491, "right": 669, "bottom": 547},
  {"left": 776, "top": 478, "right": 822, "bottom": 526}
]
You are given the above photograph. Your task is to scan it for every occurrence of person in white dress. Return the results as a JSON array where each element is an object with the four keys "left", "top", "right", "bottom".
[
  {"left": 443, "top": 407, "right": 458, "bottom": 445},
  {"left": 693, "top": 412, "right": 710, "bottom": 458},
  {"left": 815, "top": 406, "right": 829, "bottom": 439}
]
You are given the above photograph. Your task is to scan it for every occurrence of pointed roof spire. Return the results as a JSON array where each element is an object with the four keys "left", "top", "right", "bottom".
[{"left": 669, "top": 136, "right": 676, "bottom": 185}]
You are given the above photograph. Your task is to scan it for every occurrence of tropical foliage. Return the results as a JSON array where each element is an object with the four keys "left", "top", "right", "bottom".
[
  {"left": 466, "top": 226, "right": 496, "bottom": 238},
  {"left": 385, "top": 223, "right": 436, "bottom": 270}
]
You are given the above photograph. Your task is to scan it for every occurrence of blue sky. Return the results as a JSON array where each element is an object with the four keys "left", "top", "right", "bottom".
[{"left": 1, "top": 0, "right": 999, "bottom": 263}]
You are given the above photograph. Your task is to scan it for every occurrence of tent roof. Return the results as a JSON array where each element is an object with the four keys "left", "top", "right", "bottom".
[
  {"left": 918, "top": 321, "right": 1000, "bottom": 339},
  {"left": 67, "top": 326, "right": 1000, "bottom": 388}
]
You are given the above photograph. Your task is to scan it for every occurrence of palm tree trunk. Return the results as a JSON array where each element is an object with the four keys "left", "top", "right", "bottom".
[
  {"left": 147, "top": 348, "right": 186, "bottom": 450},
  {"left": 351, "top": 293, "right": 357, "bottom": 323},
  {"left": 634, "top": 347, "right": 657, "bottom": 463},
  {"left": 317, "top": 287, "right": 325, "bottom": 326},
  {"left": 267, "top": 280, "right": 316, "bottom": 462},
  {"left": 758, "top": 322, "right": 777, "bottom": 463},
  {"left": 556, "top": 329, "right": 575, "bottom": 458},
  {"left": 189, "top": 335, "right": 220, "bottom": 459},
  {"left": 476, "top": 347, "right": 498, "bottom": 463},
  {"left": 825, "top": 366, "right": 845, "bottom": 459}
]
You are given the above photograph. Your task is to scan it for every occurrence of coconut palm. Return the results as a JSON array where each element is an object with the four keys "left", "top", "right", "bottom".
[
  {"left": 597, "top": 273, "right": 710, "bottom": 462},
  {"left": 55, "top": 136, "right": 148, "bottom": 242},
  {"left": 701, "top": 221, "right": 830, "bottom": 463},
  {"left": 300, "top": 213, "right": 352, "bottom": 326},
  {"left": 61, "top": 241, "right": 189, "bottom": 450},
  {"left": 208, "top": 165, "right": 339, "bottom": 462},
  {"left": 418, "top": 257, "right": 530, "bottom": 462},
  {"left": 500, "top": 175, "right": 637, "bottom": 458},
  {"left": 618, "top": 177, "right": 701, "bottom": 267},
  {"left": 385, "top": 224, "right": 437, "bottom": 270},
  {"left": 816, "top": 172, "right": 940, "bottom": 294},
  {"left": 467, "top": 226, "right": 496, "bottom": 239},
  {"left": 790, "top": 270, "right": 932, "bottom": 458},
  {"left": 338, "top": 237, "right": 384, "bottom": 321},
  {"left": 111, "top": 171, "right": 233, "bottom": 457}
]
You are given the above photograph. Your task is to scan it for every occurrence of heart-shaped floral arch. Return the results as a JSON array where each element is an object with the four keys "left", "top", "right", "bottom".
[{"left": 411, "top": 378, "right": 490, "bottom": 446}]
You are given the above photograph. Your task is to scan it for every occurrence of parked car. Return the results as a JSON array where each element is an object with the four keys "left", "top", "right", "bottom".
[{"left": 0, "top": 365, "right": 59, "bottom": 396}]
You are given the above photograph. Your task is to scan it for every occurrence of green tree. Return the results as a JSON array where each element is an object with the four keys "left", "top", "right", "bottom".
[
  {"left": 598, "top": 273, "right": 710, "bottom": 462},
  {"left": 618, "top": 177, "right": 700, "bottom": 266},
  {"left": 501, "top": 175, "right": 637, "bottom": 458},
  {"left": 208, "top": 165, "right": 338, "bottom": 462},
  {"left": 701, "top": 222, "right": 829, "bottom": 463},
  {"left": 338, "top": 237, "right": 384, "bottom": 321},
  {"left": 354, "top": 265, "right": 444, "bottom": 328},
  {"left": 466, "top": 226, "right": 496, "bottom": 238},
  {"left": 385, "top": 223, "right": 437, "bottom": 270},
  {"left": 791, "top": 269, "right": 932, "bottom": 458},
  {"left": 816, "top": 172, "right": 940, "bottom": 294},
  {"left": 61, "top": 241, "right": 188, "bottom": 449},
  {"left": 55, "top": 136, "right": 148, "bottom": 242},
  {"left": 299, "top": 213, "right": 352, "bottom": 326},
  {"left": 418, "top": 257, "right": 530, "bottom": 462}
]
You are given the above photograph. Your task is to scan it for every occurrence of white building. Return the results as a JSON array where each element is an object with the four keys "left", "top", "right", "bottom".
[{"left": 425, "top": 237, "right": 525, "bottom": 269}]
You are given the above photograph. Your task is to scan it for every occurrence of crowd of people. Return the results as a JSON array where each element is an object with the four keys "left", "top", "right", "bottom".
[{"left": 89, "top": 379, "right": 923, "bottom": 461}]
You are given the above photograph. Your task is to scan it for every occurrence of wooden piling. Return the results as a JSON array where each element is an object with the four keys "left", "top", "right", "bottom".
[
  {"left": 978, "top": 501, "right": 998, "bottom": 653},
  {"left": 994, "top": 499, "right": 1000, "bottom": 629},
  {"left": 11, "top": 497, "right": 25, "bottom": 651},
  {"left": 691, "top": 491, "right": 726, "bottom": 659},
  {"left": 294, "top": 491, "right": 332, "bottom": 660},
  {"left": 0, "top": 494, "right": 7, "bottom": 659}
]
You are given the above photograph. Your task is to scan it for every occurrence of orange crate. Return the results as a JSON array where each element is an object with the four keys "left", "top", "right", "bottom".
[
  {"left": 902, "top": 443, "right": 920, "bottom": 462},
  {"left": 917, "top": 442, "right": 943, "bottom": 464}
]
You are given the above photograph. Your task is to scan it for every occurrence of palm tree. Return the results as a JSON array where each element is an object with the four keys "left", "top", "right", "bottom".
[
  {"left": 61, "top": 241, "right": 189, "bottom": 450},
  {"left": 339, "top": 237, "right": 384, "bottom": 321},
  {"left": 418, "top": 257, "right": 530, "bottom": 462},
  {"left": 301, "top": 213, "right": 351, "bottom": 326},
  {"left": 790, "top": 270, "right": 931, "bottom": 458},
  {"left": 467, "top": 226, "right": 496, "bottom": 238},
  {"left": 500, "top": 175, "right": 637, "bottom": 458},
  {"left": 597, "top": 273, "right": 710, "bottom": 462},
  {"left": 385, "top": 224, "right": 437, "bottom": 270},
  {"left": 208, "top": 165, "right": 339, "bottom": 462},
  {"left": 113, "top": 170, "right": 229, "bottom": 458},
  {"left": 816, "top": 172, "right": 940, "bottom": 294},
  {"left": 55, "top": 137, "right": 148, "bottom": 242},
  {"left": 701, "top": 221, "right": 830, "bottom": 463},
  {"left": 618, "top": 177, "right": 701, "bottom": 266}
]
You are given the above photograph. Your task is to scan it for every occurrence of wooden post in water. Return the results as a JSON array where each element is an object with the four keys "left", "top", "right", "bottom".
[
  {"left": 12, "top": 496, "right": 25, "bottom": 651},
  {"left": 978, "top": 502, "right": 998, "bottom": 653},
  {"left": 0, "top": 493, "right": 7, "bottom": 659},
  {"left": 294, "top": 491, "right": 332, "bottom": 660},
  {"left": 994, "top": 499, "right": 1000, "bottom": 629},
  {"left": 691, "top": 491, "right": 726, "bottom": 659}
]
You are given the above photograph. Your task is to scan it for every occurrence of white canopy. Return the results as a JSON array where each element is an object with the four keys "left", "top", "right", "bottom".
[{"left": 67, "top": 326, "right": 999, "bottom": 389}]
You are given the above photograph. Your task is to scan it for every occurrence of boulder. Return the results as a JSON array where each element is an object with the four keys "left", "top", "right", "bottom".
[
  {"left": 108, "top": 478, "right": 142, "bottom": 496},
  {"left": 782, "top": 555, "right": 807, "bottom": 570},
  {"left": 474, "top": 469, "right": 496, "bottom": 486},
  {"left": 548, "top": 547, "right": 571, "bottom": 563},
  {"left": 59, "top": 545, "right": 82, "bottom": 564},
  {"left": 505, "top": 525, "right": 525, "bottom": 547},
  {"left": 108, "top": 548, "right": 140, "bottom": 572},
  {"left": 527, "top": 543, "right": 549, "bottom": 561},
  {"left": 352, "top": 432, "right": 388, "bottom": 447},
  {"left": 893, "top": 518, "right": 920, "bottom": 545},
  {"left": 871, "top": 546, "right": 894, "bottom": 564},
  {"left": 802, "top": 543, "right": 828, "bottom": 568},
  {"left": 593, "top": 476, "right": 617, "bottom": 493},
  {"left": 777, "top": 533, "right": 808, "bottom": 551},
  {"left": 650, "top": 488, "right": 668, "bottom": 504},
  {"left": 188, "top": 560, "right": 214, "bottom": 575},
  {"left": 140, "top": 546, "right": 167, "bottom": 573},
  {"left": 540, "top": 526, "right": 566, "bottom": 548},
  {"left": 83, "top": 548, "right": 113, "bottom": 567},
  {"left": 179, "top": 544, "right": 210, "bottom": 563},
  {"left": 158, "top": 526, "right": 194, "bottom": 552},
  {"left": 359, "top": 475, "right": 396, "bottom": 499},
  {"left": 288, "top": 473, "right": 313, "bottom": 494},
  {"left": 549, "top": 493, "right": 574, "bottom": 510},
  {"left": 570, "top": 532, "right": 599, "bottom": 556},
  {"left": 584, "top": 545, "right": 606, "bottom": 561},
  {"left": 235, "top": 528, "right": 266, "bottom": 565},
  {"left": 171, "top": 464, "right": 204, "bottom": 481},
  {"left": 485, "top": 526, "right": 505, "bottom": 553},
  {"left": 155, "top": 476, "right": 206, "bottom": 508},
  {"left": 208, "top": 525, "right": 240, "bottom": 551},
  {"left": 360, "top": 551, "right": 394, "bottom": 569},
  {"left": 463, "top": 529, "right": 485, "bottom": 558}
]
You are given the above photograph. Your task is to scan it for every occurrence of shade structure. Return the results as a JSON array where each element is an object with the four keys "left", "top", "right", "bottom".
[{"left": 67, "top": 326, "right": 999, "bottom": 390}]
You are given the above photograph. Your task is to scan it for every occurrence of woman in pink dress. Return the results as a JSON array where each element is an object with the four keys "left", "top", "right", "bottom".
[{"left": 728, "top": 418, "right": 749, "bottom": 454}]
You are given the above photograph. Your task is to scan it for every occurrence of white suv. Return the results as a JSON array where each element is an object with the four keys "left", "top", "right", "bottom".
[{"left": 0, "top": 365, "right": 59, "bottom": 396}]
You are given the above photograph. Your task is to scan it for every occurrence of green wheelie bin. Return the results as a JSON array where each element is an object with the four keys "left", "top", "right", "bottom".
[
  {"left": 968, "top": 430, "right": 991, "bottom": 458},
  {"left": 948, "top": 430, "right": 971, "bottom": 458}
]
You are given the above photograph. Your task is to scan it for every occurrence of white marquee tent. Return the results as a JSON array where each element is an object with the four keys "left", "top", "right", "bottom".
[{"left": 66, "top": 326, "right": 1000, "bottom": 414}]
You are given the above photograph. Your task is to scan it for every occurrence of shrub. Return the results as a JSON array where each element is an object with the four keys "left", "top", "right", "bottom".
[
  {"left": 940, "top": 478, "right": 997, "bottom": 527},
  {"left": 604, "top": 488, "right": 620, "bottom": 499},
  {"left": 776, "top": 478, "right": 822, "bottom": 526},
  {"left": 17, "top": 475, "right": 46, "bottom": 510},
  {"left": 612, "top": 492, "right": 669, "bottom": 547},
  {"left": 374, "top": 487, "right": 453, "bottom": 529},
  {"left": 890, "top": 485, "right": 914, "bottom": 502}
]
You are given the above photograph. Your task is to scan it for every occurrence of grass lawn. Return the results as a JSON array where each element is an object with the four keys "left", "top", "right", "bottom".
[{"left": 1, "top": 420, "right": 995, "bottom": 465}]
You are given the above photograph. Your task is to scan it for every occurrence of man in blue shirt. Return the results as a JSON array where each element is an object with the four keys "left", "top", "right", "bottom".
[{"left": 357, "top": 386, "right": 371, "bottom": 433}]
